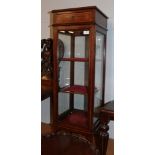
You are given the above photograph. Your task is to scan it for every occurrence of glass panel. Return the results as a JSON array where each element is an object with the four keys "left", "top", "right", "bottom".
[
  {"left": 58, "top": 30, "right": 89, "bottom": 59},
  {"left": 58, "top": 93, "right": 89, "bottom": 128},
  {"left": 74, "top": 36, "right": 89, "bottom": 58},
  {"left": 58, "top": 93, "right": 88, "bottom": 117},
  {"left": 58, "top": 32, "right": 71, "bottom": 58},
  {"left": 94, "top": 32, "right": 105, "bottom": 108},
  {"left": 74, "top": 94, "right": 88, "bottom": 111},
  {"left": 58, "top": 61, "right": 88, "bottom": 88},
  {"left": 58, "top": 93, "right": 70, "bottom": 114},
  {"left": 74, "top": 62, "right": 88, "bottom": 86},
  {"left": 59, "top": 61, "right": 70, "bottom": 88}
]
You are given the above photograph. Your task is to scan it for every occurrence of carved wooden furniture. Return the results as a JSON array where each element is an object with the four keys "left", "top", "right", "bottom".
[
  {"left": 41, "top": 38, "right": 53, "bottom": 101},
  {"left": 95, "top": 100, "right": 114, "bottom": 155},
  {"left": 41, "top": 38, "right": 65, "bottom": 136},
  {"left": 50, "top": 5, "right": 108, "bottom": 148},
  {"left": 41, "top": 38, "right": 53, "bottom": 136},
  {"left": 41, "top": 38, "right": 64, "bottom": 101}
]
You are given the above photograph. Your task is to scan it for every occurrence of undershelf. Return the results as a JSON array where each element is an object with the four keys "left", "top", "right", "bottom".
[
  {"left": 60, "top": 85, "right": 88, "bottom": 94},
  {"left": 58, "top": 109, "right": 89, "bottom": 129},
  {"left": 60, "top": 57, "right": 88, "bottom": 62}
]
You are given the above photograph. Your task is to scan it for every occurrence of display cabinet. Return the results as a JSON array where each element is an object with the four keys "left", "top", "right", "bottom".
[{"left": 50, "top": 6, "right": 108, "bottom": 142}]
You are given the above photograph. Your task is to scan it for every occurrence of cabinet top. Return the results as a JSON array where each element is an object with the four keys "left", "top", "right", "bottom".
[
  {"left": 51, "top": 6, "right": 108, "bottom": 19},
  {"left": 51, "top": 6, "right": 108, "bottom": 29}
]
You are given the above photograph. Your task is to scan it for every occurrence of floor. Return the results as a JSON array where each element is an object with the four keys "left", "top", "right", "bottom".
[{"left": 107, "top": 139, "right": 114, "bottom": 155}]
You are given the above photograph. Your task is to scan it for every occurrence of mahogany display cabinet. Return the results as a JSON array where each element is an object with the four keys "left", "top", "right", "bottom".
[{"left": 50, "top": 6, "right": 108, "bottom": 143}]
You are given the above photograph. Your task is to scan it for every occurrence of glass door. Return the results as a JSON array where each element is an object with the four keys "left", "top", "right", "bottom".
[{"left": 57, "top": 29, "right": 90, "bottom": 129}]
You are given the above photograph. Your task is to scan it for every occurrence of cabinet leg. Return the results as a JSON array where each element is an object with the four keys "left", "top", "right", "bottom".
[{"left": 99, "top": 123, "right": 109, "bottom": 155}]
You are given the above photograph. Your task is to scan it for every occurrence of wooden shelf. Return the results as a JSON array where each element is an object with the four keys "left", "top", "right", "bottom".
[
  {"left": 60, "top": 85, "right": 88, "bottom": 94},
  {"left": 60, "top": 58, "right": 88, "bottom": 62},
  {"left": 58, "top": 109, "right": 88, "bottom": 129}
]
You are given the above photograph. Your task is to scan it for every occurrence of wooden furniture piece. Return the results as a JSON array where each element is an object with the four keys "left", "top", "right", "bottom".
[
  {"left": 41, "top": 38, "right": 64, "bottom": 101},
  {"left": 95, "top": 100, "right": 114, "bottom": 155},
  {"left": 42, "top": 133, "right": 99, "bottom": 155},
  {"left": 41, "top": 38, "right": 53, "bottom": 136},
  {"left": 41, "top": 38, "right": 65, "bottom": 135},
  {"left": 41, "top": 79, "right": 53, "bottom": 101},
  {"left": 41, "top": 38, "right": 53, "bottom": 101},
  {"left": 50, "top": 6, "right": 108, "bottom": 147}
]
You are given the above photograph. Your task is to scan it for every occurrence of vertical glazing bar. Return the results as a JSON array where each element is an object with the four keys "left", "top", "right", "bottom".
[
  {"left": 70, "top": 34, "right": 75, "bottom": 110},
  {"left": 52, "top": 27, "right": 59, "bottom": 126},
  {"left": 84, "top": 36, "right": 89, "bottom": 110},
  {"left": 102, "top": 34, "right": 107, "bottom": 105},
  {"left": 88, "top": 26, "right": 96, "bottom": 130}
]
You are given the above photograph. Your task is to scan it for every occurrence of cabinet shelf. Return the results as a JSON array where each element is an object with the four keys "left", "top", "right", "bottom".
[
  {"left": 60, "top": 85, "right": 88, "bottom": 94},
  {"left": 58, "top": 109, "right": 88, "bottom": 129},
  {"left": 60, "top": 58, "right": 88, "bottom": 62}
]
